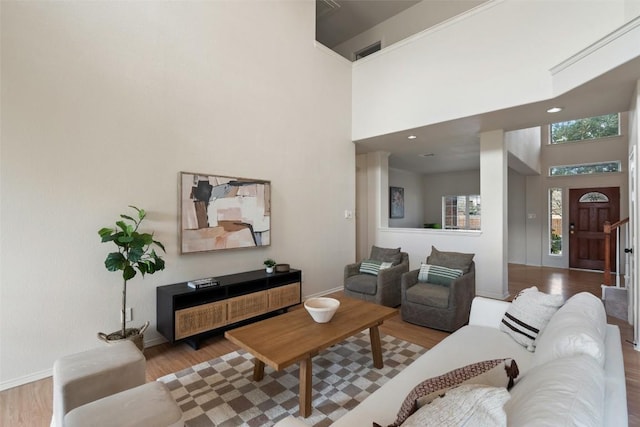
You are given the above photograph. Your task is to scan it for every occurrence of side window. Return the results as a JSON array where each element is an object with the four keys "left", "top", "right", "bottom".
[{"left": 549, "top": 188, "right": 562, "bottom": 255}]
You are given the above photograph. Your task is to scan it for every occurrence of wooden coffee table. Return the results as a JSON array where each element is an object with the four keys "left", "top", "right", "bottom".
[{"left": 224, "top": 295, "right": 397, "bottom": 417}]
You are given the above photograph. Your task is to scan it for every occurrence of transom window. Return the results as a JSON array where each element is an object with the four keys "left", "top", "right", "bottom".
[
  {"left": 442, "top": 195, "right": 481, "bottom": 230},
  {"left": 579, "top": 192, "right": 609, "bottom": 203},
  {"left": 550, "top": 113, "right": 619, "bottom": 144},
  {"left": 549, "top": 161, "right": 621, "bottom": 177}
]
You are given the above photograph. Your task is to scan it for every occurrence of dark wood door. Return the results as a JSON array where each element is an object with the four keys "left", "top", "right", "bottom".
[{"left": 569, "top": 187, "right": 619, "bottom": 271}]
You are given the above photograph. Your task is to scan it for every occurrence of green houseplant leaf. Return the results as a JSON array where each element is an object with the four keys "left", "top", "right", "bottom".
[{"left": 99, "top": 206, "right": 166, "bottom": 340}]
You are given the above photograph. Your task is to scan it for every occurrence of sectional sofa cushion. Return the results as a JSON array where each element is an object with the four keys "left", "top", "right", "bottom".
[
  {"left": 499, "top": 286, "right": 563, "bottom": 351},
  {"left": 505, "top": 355, "right": 605, "bottom": 427},
  {"left": 400, "top": 384, "right": 510, "bottom": 427},
  {"left": 532, "top": 291, "right": 607, "bottom": 367}
]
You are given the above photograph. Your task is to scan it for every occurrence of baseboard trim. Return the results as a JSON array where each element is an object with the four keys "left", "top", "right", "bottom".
[
  {"left": 303, "top": 286, "right": 343, "bottom": 300},
  {"left": 0, "top": 368, "right": 51, "bottom": 392}
]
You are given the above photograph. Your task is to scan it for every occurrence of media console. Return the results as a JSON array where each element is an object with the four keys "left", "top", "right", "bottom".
[{"left": 156, "top": 268, "right": 301, "bottom": 349}]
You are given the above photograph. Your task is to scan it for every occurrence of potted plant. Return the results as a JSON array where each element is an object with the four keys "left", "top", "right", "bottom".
[
  {"left": 264, "top": 258, "right": 276, "bottom": 273},
  {"left": 97, "top": 206, "right": 166, "bottom": 351}
]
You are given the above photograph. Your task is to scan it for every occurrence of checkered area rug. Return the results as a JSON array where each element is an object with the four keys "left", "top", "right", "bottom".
[{"left": 157, "top": 331, "right": 424, "bottom": 427}]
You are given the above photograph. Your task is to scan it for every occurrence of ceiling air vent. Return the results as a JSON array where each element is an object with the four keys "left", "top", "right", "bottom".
[{"left": 316, "top": 0, "right": 341, "bottom": 20}]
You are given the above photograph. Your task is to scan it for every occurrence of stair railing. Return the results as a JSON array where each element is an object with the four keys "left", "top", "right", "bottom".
[{"left": 603, "top": 217, "right": 629, "bottom": 287}]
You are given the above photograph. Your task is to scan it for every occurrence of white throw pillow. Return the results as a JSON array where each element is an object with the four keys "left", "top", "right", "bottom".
[
  {"left": 499, "top": 286, "right": 564, "bottom": 351},
  {"left": 402, "top": 384, "right": 509, "bottom": 427},
  {"left": 505, "top": 355, "right": 605, "bottom": 427},
  {"left": 383, "top": 358, "right": 519, "bottom": 427},
  {"left": 533, "top": 291, "right": 607, "bottom": 367}
]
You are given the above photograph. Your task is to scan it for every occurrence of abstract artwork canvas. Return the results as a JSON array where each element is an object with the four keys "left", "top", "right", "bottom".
[
  {"left": 390, "top": 186, "right": 404, "bottom": 219},
  {"left": 180, "top": 172, "right": 271, "bottom": 253}
]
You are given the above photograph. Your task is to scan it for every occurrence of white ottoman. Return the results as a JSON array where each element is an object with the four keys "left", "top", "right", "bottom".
[
  {"left": 52, "top": 340, "right": 146, "bottom": 427},
  {"left": 64, "top": 381, "right": 182, "bottom": 427}
]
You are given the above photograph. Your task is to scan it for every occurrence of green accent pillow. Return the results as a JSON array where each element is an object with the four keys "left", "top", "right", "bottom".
[
  {"left": 418, "top": 263, "right": 463, "bottom": 286},
  {"left": 360, "top": 259, "right": 393, "bottom": 276}
]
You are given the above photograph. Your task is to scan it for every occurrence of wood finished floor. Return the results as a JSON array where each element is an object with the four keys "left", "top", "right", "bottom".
[{"left": 1, "top": 264, "right": 639, "bottom": 426}]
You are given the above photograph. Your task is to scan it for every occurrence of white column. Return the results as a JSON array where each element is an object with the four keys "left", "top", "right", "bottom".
[
  {"left": 367, "top": 152, "right": 391, "bottom": 231},
  {"left": 355, "top": 152, "right": 391, "bottom": 257},
  {"left": 480, "top": 130, "right": 509, "bottom": 298}
]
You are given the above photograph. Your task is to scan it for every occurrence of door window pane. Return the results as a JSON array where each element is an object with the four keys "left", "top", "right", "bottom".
[{"left": 550, "top": 188, "right": 562, "bottom": 255}]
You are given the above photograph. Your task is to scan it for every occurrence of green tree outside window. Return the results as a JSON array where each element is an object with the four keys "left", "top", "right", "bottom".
[{"left": 551, "top": 113, "right": 619, "bottom": 144}]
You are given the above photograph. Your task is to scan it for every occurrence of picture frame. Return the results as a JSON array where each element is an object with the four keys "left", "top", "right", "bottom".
[
  {"left": 180, "top": 172, "right": 271, "bottom": 253},
  {"left": 390, "top": 186, "right": 404, "bottom": 219}
]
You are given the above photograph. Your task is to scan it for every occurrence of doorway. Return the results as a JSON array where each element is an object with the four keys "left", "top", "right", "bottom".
[{"left": 569, "top": 187, "right": 620, "bottom": 271}]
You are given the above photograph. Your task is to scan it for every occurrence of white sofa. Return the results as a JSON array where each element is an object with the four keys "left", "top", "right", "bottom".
[{"left": 276, "top": 293, "right": 628, "bottom": 426}]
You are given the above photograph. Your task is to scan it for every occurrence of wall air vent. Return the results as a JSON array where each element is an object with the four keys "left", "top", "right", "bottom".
[{"left": 354, "top": 41, "right": 381, "bottom": 61}]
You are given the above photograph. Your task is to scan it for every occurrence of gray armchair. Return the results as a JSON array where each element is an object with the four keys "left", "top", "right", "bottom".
[
  {"left": 344, "top": 246, "right": 409, "bottom": 307},
  {"left": 401, "top": 247, "right": 475, "bottom": 332}
]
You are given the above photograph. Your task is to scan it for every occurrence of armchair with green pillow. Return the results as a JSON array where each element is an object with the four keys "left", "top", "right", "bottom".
[
  {"left": 344, "top": 245, "right": 409, "bottom": 307},
  {"left": 401, "top": 246, "right": 475, "bottom": 332}
]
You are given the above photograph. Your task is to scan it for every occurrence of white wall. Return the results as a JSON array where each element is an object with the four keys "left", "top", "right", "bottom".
[
  {"left": 506, "top": 127, "right": 541, "bottom": 175},
  {"left": 0, "top": 1, "right": 353, "bottom": 389},
  {"left": 389, "top": 168, "right": 425, "bottom": 228},
  {"left": 627, "top": 0, "right": 640, "bottom": 19},
  {"left": 332, "top": 0, "right": 486, "bottom": 60},
  {"left": 506, "top": 127, "right": 541, "bottom": 265},
  {"left": 508, "top": 169, "right": 527, "bottom": 264},
  {"left": 629, "top": 80, "right": 639, "bottom": 348},
  {"left": 356, "top": 155, "right": 369, "bottom": 261},
  {"left": 422, "top": 170, "right": 480, "bottom": 226},
  {"left": 353, "top": 1, "right": 629, "bottom": 141}
]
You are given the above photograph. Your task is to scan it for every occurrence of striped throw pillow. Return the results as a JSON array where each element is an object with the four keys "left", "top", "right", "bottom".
[
  {"left": 382, "top": 358, "right": 520, "bottom": 427},
  {"left": 359, "top": 259, "right": 393, "bottom": 276},
  {"left": 417, "top": 263, "right": 463, "bottom": 286},
  {"left": 499, "top": 286, "right": 564, "bottom": 351}
]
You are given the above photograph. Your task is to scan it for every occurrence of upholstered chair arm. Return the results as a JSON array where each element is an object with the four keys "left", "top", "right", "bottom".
[
  {"left": 377, "top": 261, "right": 409, "bottom": 291},
  {"left": 401, "top": 269, "right": 420, "bottom": 293},
  {"left": 448, "top": 262, "right": 476, "bottom": 309},
  {"left": 344, "top": 262, "right": 362, "bottom": 280}
]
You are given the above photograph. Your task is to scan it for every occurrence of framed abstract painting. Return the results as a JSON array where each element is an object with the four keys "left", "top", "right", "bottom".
[
  {"left": 390, "top": 186, "right": 404, "bottom": 219},
  {"left": 180, "top": 172, "right": 271, "bottom": 253}
]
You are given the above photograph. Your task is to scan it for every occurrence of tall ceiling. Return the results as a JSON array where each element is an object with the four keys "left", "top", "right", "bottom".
[
  {"left": 315, "top": 0, "right": 419, "bottom": 48},
  {"left": 315, "top": 1, "right": 640, "bottom": 175}
]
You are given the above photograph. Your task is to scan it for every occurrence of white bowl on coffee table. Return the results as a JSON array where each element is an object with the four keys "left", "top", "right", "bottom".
[{"left": 304, "top": 297, "right": 340, "bottom": 323}]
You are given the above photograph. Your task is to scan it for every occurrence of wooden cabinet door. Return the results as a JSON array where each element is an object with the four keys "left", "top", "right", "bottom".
[
  {"left": 227, "top": 292, "right": 269, "bottom": 324},
  {"left": 175, "top": 301, "right": 227, "bottom": 340},
  {"left": 268, "top": 283, "right": 301, "bottom": 310}
]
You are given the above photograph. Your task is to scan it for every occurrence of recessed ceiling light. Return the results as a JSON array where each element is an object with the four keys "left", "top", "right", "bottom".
[
  {"left": 407, "top": 135, "right": 417, "bottom": 140},
  {"left": 547, "top": 107, "right": 563, "bottom": 113}
]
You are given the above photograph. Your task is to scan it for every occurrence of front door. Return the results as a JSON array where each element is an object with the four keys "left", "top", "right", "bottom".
[{"left": 569, "top": 187, "right": 620, "bottom": 271}]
